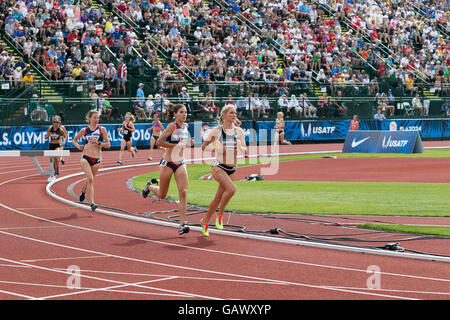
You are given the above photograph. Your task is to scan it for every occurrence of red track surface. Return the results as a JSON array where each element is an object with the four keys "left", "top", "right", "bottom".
[
  {"left": 236, "top": 157, "right": 450, "bottom": 183},
  {"left": 0, "top": 142, "right": 449, "bottom": 302}
]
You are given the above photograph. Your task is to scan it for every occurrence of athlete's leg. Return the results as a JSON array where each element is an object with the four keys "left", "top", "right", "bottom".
[
  {"left": 118, "top": 139, "right": 126, "bottom": 162},
  {"left": 173, "top": 165, "right": 189, "bottom": 226},
  {"left": 147, "top": 165, "right": 173, "bottom": 199},
  {"left": 149, "top": 136, "right": 156, "bottom": 160},
  {"left": 80, "top": 158, "right": 100, "bottom": 205},
  {"left": 204, "top": 167, "right": 235, "bottom": 225}
]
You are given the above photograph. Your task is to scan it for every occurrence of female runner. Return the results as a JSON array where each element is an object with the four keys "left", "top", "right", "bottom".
[
  {"left": 72, "top": 110, "right": 111, "bottom": 211},
  {"left": 199, "top": 104, "right": 247, "bottom": 237},
  {"left": 45, "top": 115, "right": 67, "bottom": 175},
  {"left": 147, "top": 112, "right": 164, "bottom": 161},
  {"left": 117, "top": 112, "right": 137, "bottom": 164},
  {"left": 142, "top": 103, "right": 193, "bottom": 235},
  {"left": 274, "top": 111, "right": 291, "bottom": 145}
]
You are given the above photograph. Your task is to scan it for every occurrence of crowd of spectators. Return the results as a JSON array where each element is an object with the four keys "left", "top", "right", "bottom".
[
  {"left": 0, "top": 0, "right": 448, "bottom": 122},
  {"left": 328, "top": 0, "right": 449, "bottom": 96},
  {"left": 0, "top": 0, "right": 183, "bottom": 97}
]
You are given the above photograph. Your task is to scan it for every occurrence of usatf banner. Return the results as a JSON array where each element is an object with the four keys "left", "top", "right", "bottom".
[
  {"left": 342, "top": 130, "right": 424, "bottom": 153},
  {"left": 0, "top": 124, "right": 168, "bottom": 150},
  {"left": 0, "top": 119, "right": 449, "bottom": 150}
]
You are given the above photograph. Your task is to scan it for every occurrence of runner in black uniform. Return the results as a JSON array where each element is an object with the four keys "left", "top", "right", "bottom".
[
  {"left": 117, "top": 112, "right": 137, "bottom": 164},
  {"left": 200, "top": 104, "right": 247, "bottom": 236},
  {"left": 45, "top": 115, "right": 67, "bottom": 175}
]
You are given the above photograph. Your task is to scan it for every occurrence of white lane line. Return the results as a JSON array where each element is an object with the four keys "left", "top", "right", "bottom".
[
  {"left": 0, "top": 230, "right": 419, "bottom": 300},
  {"left": 39, "top": 276, "right": 181, "bottom": 300},
  {"left": 0, "top": 255, "right": 220, "bottom": 300},
  {"left": 0, "top": 288, "right": 37, "bottom": 299},
  {"left": 323, "top": 285, "right": 450, "bottom": 296},
  {"left": 0, "top": 280, "right": 191, "bottom": 298},
  {"left": 3, "top": 189, "right": 450, "bottom": 285},
  {"left": 2, "top": 172, "right": 450, "bottom": 286}
]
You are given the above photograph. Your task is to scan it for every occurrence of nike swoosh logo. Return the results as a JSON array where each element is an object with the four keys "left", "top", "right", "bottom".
[{"left": 351, "top": 137, "right": 370, "bottom": 148}]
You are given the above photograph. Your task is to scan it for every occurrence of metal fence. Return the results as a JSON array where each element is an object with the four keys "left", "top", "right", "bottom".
[{"left": 1, "top": 92, "right": 448, "bottom": 126}]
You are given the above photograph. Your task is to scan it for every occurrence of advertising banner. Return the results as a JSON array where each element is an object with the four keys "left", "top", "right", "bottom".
[
  {"left": 0, "top": 124, "right": 166, "bottom": 150},
  {"left": 342, "top": 130, "right": 424, "bottom": 153},
  {"left": 1, "top": 119, "right": 448, "bottom": 150}
]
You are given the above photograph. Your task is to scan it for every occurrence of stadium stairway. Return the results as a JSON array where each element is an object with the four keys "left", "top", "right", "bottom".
[
  {"left": 0, "top": 37, "right": 63, "bottom": 122},
  {"left": 0, "top": 38, "right": 63, "bottom": 104}
]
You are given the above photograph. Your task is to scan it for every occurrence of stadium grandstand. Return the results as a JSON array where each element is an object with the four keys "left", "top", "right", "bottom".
[{"left": 0, "top": 0, "right": 448, "bottom": 125}]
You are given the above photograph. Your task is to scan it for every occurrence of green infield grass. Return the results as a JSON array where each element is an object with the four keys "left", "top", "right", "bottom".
[
  {"left": 358, "top": 223, "right": 450, "bottom": 237},
  {"left": 132, "top": 149, "right": 450, "bottom": 236}
]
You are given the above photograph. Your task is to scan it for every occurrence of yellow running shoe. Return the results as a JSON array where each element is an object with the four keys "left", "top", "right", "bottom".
[
  {"left": 200, "top": 218, "right": 209, "bottom": 237},
  {"left": 215, "top": 215, "right": 223, "bottom": 230}
]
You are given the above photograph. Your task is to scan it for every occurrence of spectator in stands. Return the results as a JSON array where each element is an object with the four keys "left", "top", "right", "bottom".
[
  {"left": 22, "top": 70, "right": 34, "bottom": 87},
  {"left": 192, "top": 93, "right": 211, "bottom": 116},
  {"left": 103, "top": 94, "right": 114, "bottom": 120},
  {"left": 145, "top": 94, "right": 154, "bottom": 119},
  {"left": 12, "top": 26, "right": 26, "bottom": 45},
  {"left": 116, "top": 58, "right": 127, "bottom": 95},
  {"left": 260, "top": 95, "right": 270, "bottom": 118},
  {"left": 178, "top": 87, "right": 192, "bottom": 113},
  {"left": 287, "top": 94, "right": 302, "bottom": 119},
  {"left": 386, "top": 89, "right": 396, "bottom": 117},
  {"left": 374, "top": 109, "right": 386, "bottom": 121},
  {"left": 236, "top": 95, "right": 247, "bottom": 118},
  {"left": 317, "top": 92, "right": 330, "bottom": 118},
  {"left": 412, "top": 94, "right": 425, "bottom": 116},
  {"left": 330, "top": 91, "right": 347, "bottom": 118},
  {"left": 250, "top": 93, "right": 262, "bottom": 118},
  {"left": 4, "top": 19, "right": 14, "bottom": 37},
  {"left": 13, "top": 66, "right": 22, "bottom": 87},
  {"left": 205, "top": 92, "right": 219, "bottom": 118},
  {"left": 278, "top": 94, "right": 289, "bottom": 115},
  {"left": 153, "top": 93, "right": 163, "bottom": 114},
  {"left": 133, "top": 97, "right": 147, "bottom": 120},
  {"left": 29, "top": 94, "right": 48, "bottom": 121},
  {"left": 368, "top": 76, "right": 379, "bottom": 96},
  {"left": 441, "top": 100, "right": 450, "bottom": 117},
  {"left": 3, "top": 64, "right": 13, "bottom": 88},
  {"left": 376, "top": 93, "right": 389, "bottom": 116},
  {"left": 136, "top": 82, "right": 145, "bottom": 101},
  {"left": 300, "top": 94, "right": 317, "bottom": 118}
]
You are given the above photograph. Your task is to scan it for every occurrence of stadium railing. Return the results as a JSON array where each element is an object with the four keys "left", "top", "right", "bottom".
[{"left": 1, "top": 91, "right": 448, "bottom": 126}]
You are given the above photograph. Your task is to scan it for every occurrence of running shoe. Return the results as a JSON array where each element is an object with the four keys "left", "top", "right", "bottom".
[
  {"left": 200, "top": 218, "right": 209, "bottom": 237},
  {"left": 117, "top": 160, "right": 123, "bottom": 165},
  {"left": 142, "top": 181, "right": 152, "bottom": 198},
  {"left": 90, "top": 203, "right": 98, "bottom": 212},
  {"left": 178, "top": 225, "right": 190, "bottom": 235},
  {"left": 79, "top": 192, "right": 86, "bottom": 202},
  {"left": 150, "top": 178, "right": 159, "bottom": 185},
  {"left": 215, "top": 215, "right": 223, "bottom": 230},
  {"left": 61, "top": 158, "right": 65, "bottom": 165},
  {"left": 148, "top": 157, "right": 153, "bottom": 161}
]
